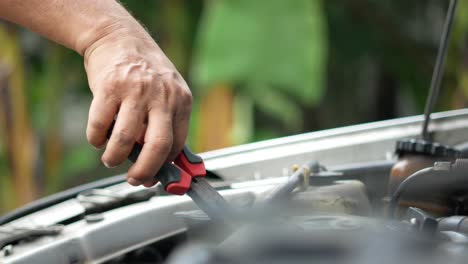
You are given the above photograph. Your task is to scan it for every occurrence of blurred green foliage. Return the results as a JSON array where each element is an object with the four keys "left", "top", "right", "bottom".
[
  {"left": 193, "top": 0, "right": 326, "bottom": 130},
  {"left": 1, "top": 0, "right": 468, "bottom": 212}
]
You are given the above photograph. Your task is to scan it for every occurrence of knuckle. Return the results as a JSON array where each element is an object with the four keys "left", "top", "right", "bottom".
[
  {"left": 181, "top": 88, "right": 193, "bottom": 105},
  {"left": 171, "top": 71, "right": 179, "bottom": 80},
  {"left": 147, "top": 136, "right": 173, "bottom": 154},
  {"left": 177, "top": 100, "right": 192, "bottom": 121},
  {"left": 129, "top": 76, "right": 153, "bottom": 98},
  {"left": 153, "top": 81, "right": 170, "bottom": 105},
  {"left": 159, "top": 71, "right": 178, "bottom": 84},
  {"left": 159, "top": 78, "right": 171, "bottom": 93},
  {"left": 131, "top": 84, "right": 146, "bottom": 98},
  {"left": 99, "top": 73, "right": 124, "bottom": 94},
  {"left": 100, "top": 82, "right": 119, "bottom": 98},
  {"left": 141, "top": 75, "right": 154, "bottom": 85},
  {"left": 114, "top": 129, "right": 135, "bottom": 147},
  {"left": 159, "top": 70, "right": 179, "bottom": 81},
  {"left": 125, "top": 99, "right": 144, "bottom": 113},
  {"left": 175, "top": 110, "right": 190, "bottom": 123},
  {"left": 165, "top": 72, "right": 191, "bottom": 102},
  {"left": 89, "top": 119, "right": 107, "bottom": 131}
]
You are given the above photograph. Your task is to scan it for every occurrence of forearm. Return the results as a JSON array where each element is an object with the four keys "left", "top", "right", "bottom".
[
  {"left": 0, "top": 0, "right": 192, "bottom": 187},
  {"left": 0, "top": 0, "right": 149, "bottom": 55}
]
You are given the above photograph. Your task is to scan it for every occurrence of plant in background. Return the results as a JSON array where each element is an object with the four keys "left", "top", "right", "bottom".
[
  {"left": 192, "top": 0, "right": 327, "bottom": 149},
  {"left": 0, "top": 25, "right": 36, "bottom": 211}
]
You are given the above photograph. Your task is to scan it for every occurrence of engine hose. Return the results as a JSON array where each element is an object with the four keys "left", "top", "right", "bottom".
[
  {"left": 389, "top": 159, "right": 468, "bottom": 218},
  {"left": 389, "top": 167, "right": 436, "bottom": 218}
]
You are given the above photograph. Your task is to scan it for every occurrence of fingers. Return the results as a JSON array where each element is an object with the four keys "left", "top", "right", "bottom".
[
  {"left": 127, "top": 110, "right": 173, "bottom": 185},
  {"left": 167, "top": 80, "right": 192, "bottom": 161},
  {"left": 168, "top": 103, "right": 191, "bottom": 162},
  {"left": 102, "top": 99, "right": 144, "bottom": 168},
  {"left": 131, "top": 106, "right": 190, "bottom": 187},
  {"left": 87, "top": 95, "right": 119, "bottom": 148},
  {"left": 87, "top": 63, "right": 192, "bottom": 187}
]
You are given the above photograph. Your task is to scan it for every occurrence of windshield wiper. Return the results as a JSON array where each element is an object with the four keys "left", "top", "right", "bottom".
[
  {"left": 0, "top": 225, "right": 63, "bottom": 250},
  {"left": 0, "top": 174, "right": 128, "bottom": 226},
  {"left": 77, "top": 187, "right": 161, "bottom": 215}
]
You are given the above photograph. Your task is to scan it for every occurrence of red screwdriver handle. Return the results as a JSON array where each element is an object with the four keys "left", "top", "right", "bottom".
[
  {"left": 142, "top": 146, "right": 206, "bottom": 195},
  {"left": 174, "top": 145, "right": 206, "bottom": 177},
  {"left": 166, "top": 146, "right": 206, "bottom": 195},
  {"left": 107, "top": 122, "right": 205, "bottom": 195},
  {"left": 159, "top": 163, "right": 193, "bottom": 195}
]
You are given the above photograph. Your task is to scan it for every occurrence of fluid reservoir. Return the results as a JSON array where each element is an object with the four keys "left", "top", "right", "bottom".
[{"left": 388, "top": 139, "right": 459, "bottom": 216}]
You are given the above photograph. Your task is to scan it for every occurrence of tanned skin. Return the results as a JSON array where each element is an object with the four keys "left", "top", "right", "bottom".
[{"left": 0, "top": 0, "right": 192, "bottom": 187}]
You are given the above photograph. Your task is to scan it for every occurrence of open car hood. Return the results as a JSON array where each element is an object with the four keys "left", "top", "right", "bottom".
[{"left": 3, "top": 109, "right": 468, "bottom": 263}]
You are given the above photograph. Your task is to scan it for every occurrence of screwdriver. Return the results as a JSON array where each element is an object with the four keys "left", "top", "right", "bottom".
[{"left": 107, "top": 123, "right": 233, "bottom": 224}]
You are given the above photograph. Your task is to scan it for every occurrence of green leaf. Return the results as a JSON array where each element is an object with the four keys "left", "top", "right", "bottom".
[{"left": 192, "top": 0, "right": 327, "bottom": 105}]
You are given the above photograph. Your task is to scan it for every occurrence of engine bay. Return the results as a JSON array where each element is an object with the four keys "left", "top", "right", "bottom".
[
  {"left": 101, "top": 151, "right": 468, "bottom": 264},
  {"left": 3, "top": 110, "right": 468, "bottom": 264}
]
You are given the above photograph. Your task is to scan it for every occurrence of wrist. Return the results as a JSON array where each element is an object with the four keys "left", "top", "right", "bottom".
[{"left": 78, "top": 16, "right": 152, "bottom": 59}]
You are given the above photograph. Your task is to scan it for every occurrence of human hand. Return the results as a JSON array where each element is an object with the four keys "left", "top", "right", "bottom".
[{"left": 83, "top": 28, "right": 192, "bottom": 187}]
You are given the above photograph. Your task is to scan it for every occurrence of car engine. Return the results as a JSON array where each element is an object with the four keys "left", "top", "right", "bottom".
[
  {"left": 3, "top": 111, "right": 468, "bottom": 264},
  {"left": 102, "top": 140, "right": 468, "bottom": 264}
]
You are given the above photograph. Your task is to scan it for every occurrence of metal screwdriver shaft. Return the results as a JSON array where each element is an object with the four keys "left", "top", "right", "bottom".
[{"left": 421, "top": 0, "right": 458, "bottom": 140}]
